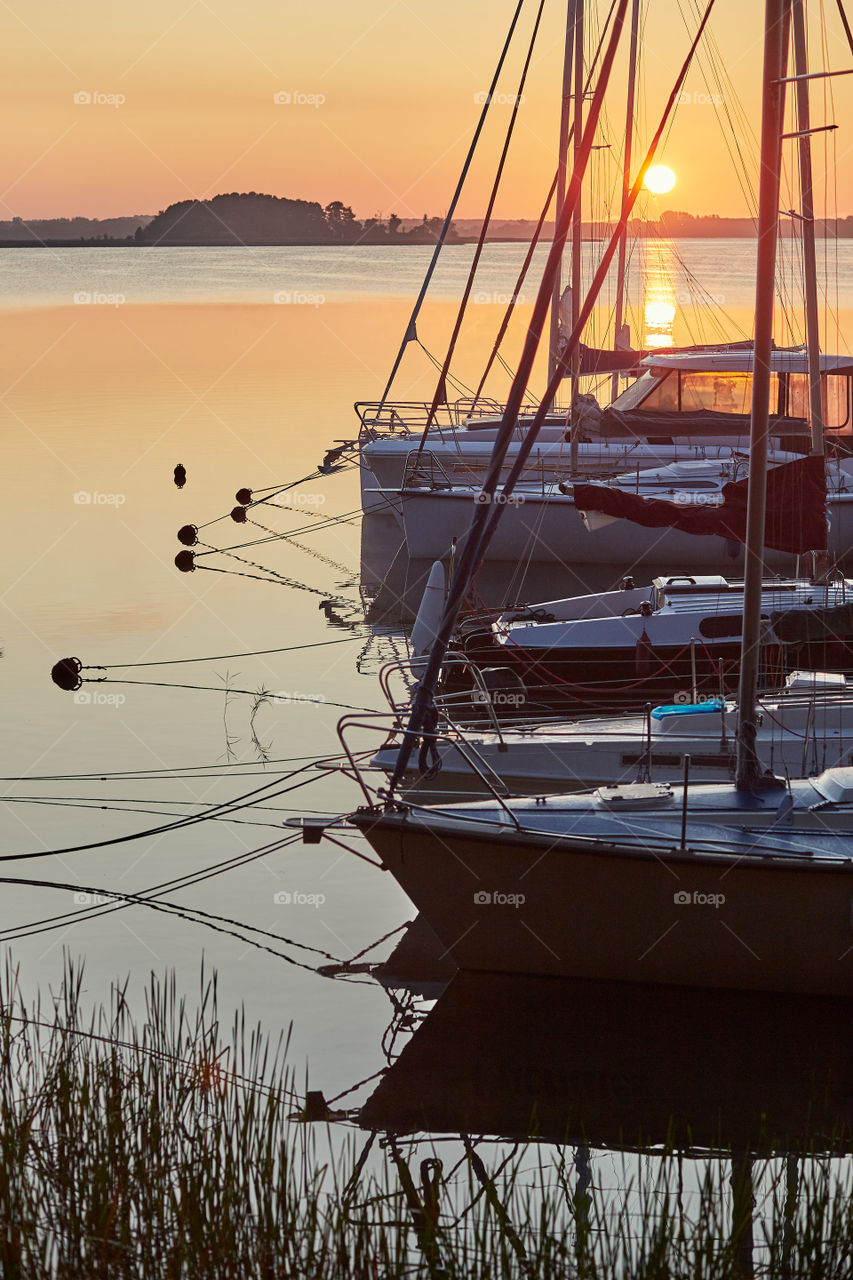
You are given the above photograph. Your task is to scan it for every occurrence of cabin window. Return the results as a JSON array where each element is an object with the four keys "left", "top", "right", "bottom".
[
  {"left": 786, "top": 373, "right": 851, "bottom": 434},
  {"left": 824, "top": 377, "right": 851, "bottom": 432},
  {"left": 698, "top": 614, "right": 744, "bottom": 639},
  {"left": 679, "top": 371, "right": 779, "bottom": 416},
  {"left": 699, "top": 613, "right": 771, "bottom": 639},
  {"left": 636, "top": 373, "right": 678, "bottom": 412}
]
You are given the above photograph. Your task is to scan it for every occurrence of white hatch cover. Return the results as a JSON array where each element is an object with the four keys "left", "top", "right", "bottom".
[
  {"left": 785, "top": 670, "right": 849, "bottom": 692},
  {"left": 594, "top": 782, "right": 675, "bottom": 809},
  {"left": 653, "top": 575, "right": 730, "bottom": 593},
  {"left": 812, "top": 768, "right": 853, "bottom": 804}
]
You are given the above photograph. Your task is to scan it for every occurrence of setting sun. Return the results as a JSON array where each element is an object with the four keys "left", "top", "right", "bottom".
[{"left": 644, "top": 164, "right": 677, "bottom": 195}]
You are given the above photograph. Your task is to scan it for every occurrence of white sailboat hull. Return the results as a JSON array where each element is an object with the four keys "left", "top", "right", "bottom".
[
  {"left": 360, "top": 438, "right": 751, "bottom": 516},
  {"left": 371, "top": 704, "right": 853, "bottom": 794},
  {"left": 399, "top": 485, "right": 853, "bottom": 569}
]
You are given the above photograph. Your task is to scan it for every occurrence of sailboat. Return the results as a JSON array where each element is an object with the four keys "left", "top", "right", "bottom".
[
  {"left": 397, "top": 433, "right": 853, "bottom": 568},
  {"left": 360, "top": 341, "right": 853, "bottom": 519},
  {"left": 352, "top": 2, "right": 822, "bottom": 519},
  {"left": 344, "top": 0, "right": 853, "bottom": 995},
  {"left": 456, "top": 568, "right": 853, "bottom": 716},
  {"left": 370, "top": 668, "right": 853, "bottom": 794}
]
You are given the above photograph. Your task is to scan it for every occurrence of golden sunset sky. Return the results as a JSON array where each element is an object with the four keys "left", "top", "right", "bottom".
[{"left": 3, "top": 0, "right": 852, "bottom": 222}]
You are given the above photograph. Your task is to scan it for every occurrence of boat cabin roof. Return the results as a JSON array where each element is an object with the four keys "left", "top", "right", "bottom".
[{"left": 641, "top": 349, "right": 853, "bottom": 376}]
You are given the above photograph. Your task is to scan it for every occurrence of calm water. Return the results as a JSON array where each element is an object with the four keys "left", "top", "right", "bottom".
[{"left": 3, "top": 238, "right": 853, "bottom": 1109}]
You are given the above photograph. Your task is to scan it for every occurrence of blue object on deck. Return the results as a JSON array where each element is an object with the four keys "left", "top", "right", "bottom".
[{"left": 652, "top": 700, "right": 723, "bottom": 720}]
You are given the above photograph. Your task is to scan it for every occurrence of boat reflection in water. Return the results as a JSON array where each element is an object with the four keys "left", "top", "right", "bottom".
[
  {"left": 359, "top": 510, "right": 629, "bottom": 626},
  {"left": 356, "top": 967, "right": 853, "bottom": 1272},
  {"left": 363, "top": 970, "right": 853, "bottom": 1150}
]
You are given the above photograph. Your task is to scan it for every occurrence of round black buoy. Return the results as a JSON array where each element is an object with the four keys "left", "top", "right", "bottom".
[
  {"left": 230, "top": 506, "right": 248, "bottom": 524},
  {"left": 174, "top": 463, "right": 187, "bottom": 489},
  {"left": 177, "top": 524, "right": 198, "bottom": 547},
  {"left": 235, "top": 487, "right": 252, "bottom": 506},
  {"left": 51, "top": 657, "right": 83, "bottom": 692},
  {"left": 175, "top": 550, "right": 196, "bottom": 573}
]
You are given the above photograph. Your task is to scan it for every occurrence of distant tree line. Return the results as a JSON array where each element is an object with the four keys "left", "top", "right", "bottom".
[
  {"left": 0, "top": 214, "right": 151, "bottom": 242},
  {"left": 135, "top": 194, "right": 457, "bottom": 246},
  {"left": 653, "top": 210, "right": 853, "bottom": 238},
  {"left": 5, "top": 199, "right": 853, "bottom": 247}
]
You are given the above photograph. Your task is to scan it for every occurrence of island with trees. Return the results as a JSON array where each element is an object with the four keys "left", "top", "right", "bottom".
[{"left": 0, "top": 195, "right": 458, "bottom": 247}]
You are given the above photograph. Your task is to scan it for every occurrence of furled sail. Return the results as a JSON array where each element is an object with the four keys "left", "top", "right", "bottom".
[
  {"left": 573, "top": 454, "right": 827, "bottom": 555},
  {"left": 574, "top": 342, "right": 647, "bottom": 375}
]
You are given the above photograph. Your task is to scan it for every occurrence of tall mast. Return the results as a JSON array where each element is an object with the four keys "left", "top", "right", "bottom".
[
  {"left": 548, "top": 0, "right": 579, "bottom": 388},
  {"left": 791, "top": 0, "right": 825, "bottom": 455},
  {"left": 387, "top": 1, "right": 631, "bottom": 794},
  {"left": 611, "top": 0, "right": 641, "bottom": 403},
  {"left": 735, "top": 0, "right": 791, "bottom": 790},
  {"left": 568, "top": 0, "right": 586, "bottom": 472},
  {"left": 570, "top": 0, "right": 585, "bottom": 410}
]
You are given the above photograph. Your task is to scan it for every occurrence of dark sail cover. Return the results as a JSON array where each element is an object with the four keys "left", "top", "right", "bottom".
[
  {"left": 573, "top": 454, "right": 827, "bottom": 555},
  {"left": 576, "top": 342, "right": 647, "bottom": 374}
]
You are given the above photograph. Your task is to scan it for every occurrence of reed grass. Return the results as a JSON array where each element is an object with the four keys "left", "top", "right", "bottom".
[{"left": 0, "top": 955, "right": 851, "bottom": 1278}]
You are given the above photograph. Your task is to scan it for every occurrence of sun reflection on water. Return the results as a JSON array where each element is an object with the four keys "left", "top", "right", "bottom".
[{"left": 640, "top": 239, "right": 678, "bottom": 350}]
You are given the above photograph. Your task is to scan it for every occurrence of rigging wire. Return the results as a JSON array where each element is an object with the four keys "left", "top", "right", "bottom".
[
  {"left": 421, "top": 0, "right": 548, "bottom": 437},
  {"left": 191, "top": 469, "right": 351, "bottom": 534},
  {"left": 68, "top": 636, "right": 362, "bottom": 677},
  {"left": 0, "top": 758, "right": 336, "bottom": 863},
  {"left": 0, "top": 875, "right": 364, "bottom": 972},
  {"left": 378, "top": 0, "right": 529, "bottom": 406},
  {"left": 0, "top": 748, "right": 357, "bottom": 784},
  {"left": 81, "top": 677, "right": 373, "bottom": 714},
  {"left": 0, "top": 833, "right": 304, "bottom": 943},
  {"left": 192, "top": 506, "right": 365, "bottom": 556}
]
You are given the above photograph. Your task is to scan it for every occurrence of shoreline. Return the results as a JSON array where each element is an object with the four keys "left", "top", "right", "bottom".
[{"left": 2, "top": 232, "right": 851, "bottom": 249}]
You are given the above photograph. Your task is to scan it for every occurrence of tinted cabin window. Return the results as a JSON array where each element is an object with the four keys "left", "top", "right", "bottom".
[
  {"left": 680, "top": 371, "right": 779, "bottom": 415},
  {"left": 637, "top": 373, "right": 678, "bottom": 412},
  {"left": 699, "top": 614, "right": 744, "bottom": 639},
  {"left": 788, "top": 373, "right": 852, "bottom": 435},
  {"left": 825, "top": 376, "right": 851, "bottom": 433}
]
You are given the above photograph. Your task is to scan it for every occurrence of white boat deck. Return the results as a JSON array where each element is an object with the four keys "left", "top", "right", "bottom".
[{"left": 657, "top": 581, "right": 852, "bottom": 616}]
